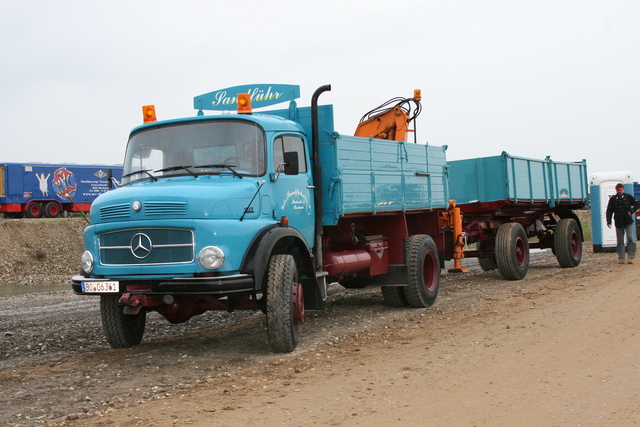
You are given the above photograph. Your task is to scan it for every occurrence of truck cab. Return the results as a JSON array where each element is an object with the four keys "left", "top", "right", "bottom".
[{"left": 73, "top": 86, "right": 326, "bottom": 353}]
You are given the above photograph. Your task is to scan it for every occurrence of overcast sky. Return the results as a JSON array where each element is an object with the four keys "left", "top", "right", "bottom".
[{"left": 2, "top": 1, "right": 639, "bottom": 180}]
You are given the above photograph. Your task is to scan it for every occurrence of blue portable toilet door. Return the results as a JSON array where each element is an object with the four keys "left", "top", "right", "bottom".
[
  {"left": 597, "top": 181, "right": 620, "bottom": 248},
  {"left": 271, "top": 135, "right": 315, "bottom": 247}
]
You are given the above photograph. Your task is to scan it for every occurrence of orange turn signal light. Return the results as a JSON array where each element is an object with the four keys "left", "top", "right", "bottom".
[
  {"left": 279, "top": 216, "right": 289, "bottom": 226},
  {"left": 237, "top": 93, "right": 252, "bottom": 114},
  {"left": 142, "top": 105, "right": 157, "bottom": 124}
]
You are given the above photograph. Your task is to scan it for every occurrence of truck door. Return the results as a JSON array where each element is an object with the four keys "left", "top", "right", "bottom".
[{"left": 272, "top": 135, "right": 314, "bottom": 246}]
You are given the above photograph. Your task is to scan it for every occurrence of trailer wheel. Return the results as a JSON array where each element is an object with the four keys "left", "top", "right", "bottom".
[
  {"left": 478, "top": 256, "right": 498, "bottom": 271},
  {"left": 266, "top": 254, "right": 304, "bottom": 353},
  {"left": 554, "top": 218, "right": 582, "bottom": 268},
  {"left": 44, "top": 202, "right": 61, "bottom": 218},
  {"left": 495, "top": 222, "right": 529, "bottom": 280},
  {"left": 25, "top": 201, "right": 43, "bottom": 218},
  {"left": 403, "top": 235, "right": 440, "bottom": 308},
  {"left": 380, "top": 286, "right": 409, "bottom": 307},
  {"left": 100, "top": 295, "right": 146, "bottom": 348}
]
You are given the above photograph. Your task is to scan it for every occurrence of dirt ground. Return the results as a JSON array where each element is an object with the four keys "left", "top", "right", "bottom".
[{"left": 1, "top": 220, "right": 640, "bottom": 426}]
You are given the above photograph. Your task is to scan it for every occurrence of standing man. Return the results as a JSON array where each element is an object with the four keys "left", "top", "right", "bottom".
[{"left": 606, "top": 183, "right": 638, "bottom": 264}]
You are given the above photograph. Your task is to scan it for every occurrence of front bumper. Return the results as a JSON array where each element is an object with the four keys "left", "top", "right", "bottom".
[{"left": 71, "top": 274, "right": 255, "bottom": 296}]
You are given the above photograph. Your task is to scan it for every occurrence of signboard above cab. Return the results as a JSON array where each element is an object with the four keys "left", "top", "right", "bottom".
[{"left": 194, "top": 84, "right": 300, "bottom": 114}]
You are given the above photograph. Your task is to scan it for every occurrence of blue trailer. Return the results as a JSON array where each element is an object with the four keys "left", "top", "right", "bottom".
[
  {"left": 448, "top": 152, "right": 589, "bottom": 279},
  {"left": 0, "top": 163, "right": 122, "bottom": 218}
]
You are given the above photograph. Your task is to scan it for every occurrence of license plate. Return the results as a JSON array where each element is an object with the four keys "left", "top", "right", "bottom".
[{"left": 81, "top": 281, "right": 119, "bottom": 293}]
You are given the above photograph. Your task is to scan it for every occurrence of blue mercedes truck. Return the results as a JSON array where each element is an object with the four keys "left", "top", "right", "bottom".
[
  {"left": 72, "top": 84, "right": 456, "bottom": 352},
  {"left": 71, "top": 84, "right": 588, "bottom": 353}
]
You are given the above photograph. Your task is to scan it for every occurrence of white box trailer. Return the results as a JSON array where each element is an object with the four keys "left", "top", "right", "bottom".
[{"left": 589, "top": 171, "right": 635, "bottom": 252}]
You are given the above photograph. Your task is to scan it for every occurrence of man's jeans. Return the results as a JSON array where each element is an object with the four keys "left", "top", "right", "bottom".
[{"left": 616, "top": 223, "right": 636, "bottom": 260}]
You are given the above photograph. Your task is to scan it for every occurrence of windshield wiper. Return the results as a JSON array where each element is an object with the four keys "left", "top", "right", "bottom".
[
  {"left": 154, "top": 165, "right": 197, "bottom": 176},
  {"left": 121, "top": 169, "right": 157, "bottom": 181},
  {"left": 194, "top": 164, "right": 243, "bottom": 179}
]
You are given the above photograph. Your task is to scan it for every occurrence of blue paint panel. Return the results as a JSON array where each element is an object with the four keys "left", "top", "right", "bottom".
[
  {"left": 590, "top": 188, "right": 604, "bottom": 246},
  {"left": 448, "top": 152, "right": 588, "bottom": 206}
]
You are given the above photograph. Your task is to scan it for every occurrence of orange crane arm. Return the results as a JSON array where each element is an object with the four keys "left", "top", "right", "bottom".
[{"left": 354, "top": 90, "right": 422, "bottom": 142}]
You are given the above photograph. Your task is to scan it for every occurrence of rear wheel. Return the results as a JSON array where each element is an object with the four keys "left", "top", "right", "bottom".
[
  {"left": 44, "top": 202, "right": 61, "bottom": 218},
  {"left": 478, "top": 256, "right": 498, "bottom": 271},
  {"left": 554, "top": 218, "right": 582, "bottom": 268},
  {"left": 403, "top": 235, "right": 440, "bottom": 308},
  {"left": 266, "top": 254, "right": 304, "bottom": 353},
  {"left": 381, "top": 286, "right": 409, "bottom": 307},
  {"left": 100, "top": 295, "right": 146, "bottom": 348},
  {"left": 495, "top": 222, "right": 529, "bottom": 280},
  {"left": 25, "top": 201, "right": 42, "bottom": 218}
]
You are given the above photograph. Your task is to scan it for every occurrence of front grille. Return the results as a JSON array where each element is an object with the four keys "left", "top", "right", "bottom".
[{"left": 99, "top": 228, "right": 194, "bottom": 266}]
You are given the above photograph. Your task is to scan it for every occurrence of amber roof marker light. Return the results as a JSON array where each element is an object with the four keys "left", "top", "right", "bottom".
[
  {"left": 142, "top": 105, "right": 157, "bottom": 124},
  {"left": 237, "top": 93, "right": 252, "bottom": 114}
]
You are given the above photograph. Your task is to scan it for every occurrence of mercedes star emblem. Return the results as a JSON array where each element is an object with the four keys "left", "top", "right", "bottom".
[{"left": 130, "top": 233, "right": 153, "bottom": 259}]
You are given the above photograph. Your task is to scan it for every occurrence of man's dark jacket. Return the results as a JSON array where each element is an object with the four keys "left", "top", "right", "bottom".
[{"left": 606, "top": 192, "right": 638, "bottom": 227}]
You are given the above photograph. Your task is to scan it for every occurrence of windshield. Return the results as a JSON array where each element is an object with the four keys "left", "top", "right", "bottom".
[{"left": 121, "top": 120, "right": 266, "bottom": 184}]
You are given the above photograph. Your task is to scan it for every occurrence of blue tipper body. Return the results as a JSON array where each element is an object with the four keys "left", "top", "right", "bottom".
[
  {"left": 447, "top": 152, "right": 589, "bottom": 207},
  {"left": 267, "top": 105, "right": 449, "bottom": 225}
]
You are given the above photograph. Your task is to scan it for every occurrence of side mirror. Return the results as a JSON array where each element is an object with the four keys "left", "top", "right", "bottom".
[{"left": 283, "top": 151, "right": 299, "bottom": 175}]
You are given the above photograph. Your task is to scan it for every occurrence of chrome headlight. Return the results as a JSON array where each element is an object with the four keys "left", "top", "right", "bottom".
[
  {"left": 81, "top": 251, "right": 94, "bottom": 274},
  {"left": 197, "top": 246, "right": 225, "bottom": 270}
]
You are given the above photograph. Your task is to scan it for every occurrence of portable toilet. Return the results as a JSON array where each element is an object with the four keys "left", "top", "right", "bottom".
[{"left": 589, "top": 171, "right": 634, "bottom": 252}]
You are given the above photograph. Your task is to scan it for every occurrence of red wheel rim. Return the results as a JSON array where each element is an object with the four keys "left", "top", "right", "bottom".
[
  {"left": 515, "top": 236, "right": 527, "bottom": 267},
  {"left": 422, "top": 251, "right": 438, "bottom": 292},
  {"left": 570, "top": 230, "right": 580, "bottom": 256},
  {"left": 292, "top": 281, "right": 304, "bottom": 324}
]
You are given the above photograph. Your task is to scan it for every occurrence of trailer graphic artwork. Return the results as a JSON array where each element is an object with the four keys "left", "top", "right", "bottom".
[
  {"left": 52, "top": 167, "right": 77, "bottom": 200},
  {"left": 36, "top": 173, "right": 50, "bottom": 196}
]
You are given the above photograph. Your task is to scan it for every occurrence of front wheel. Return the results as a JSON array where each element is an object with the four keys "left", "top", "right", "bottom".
[
  {"left": 403, "top": 235, "right": 440, "bottom": 308},
  {"left": 266, "top": 254, "right": 304, "bottom": 353},
  {"left": 100, "top": 295, "right": 146, "bottom": 348},
  {"left": 554, "top": 218, "right": 582, "bottom": 268},
  {"left": 495, "top": 222, "right": 529, "bottom": 280}
]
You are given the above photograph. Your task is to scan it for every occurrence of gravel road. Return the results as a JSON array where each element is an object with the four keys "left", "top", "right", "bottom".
[{"left": 4, "top": 216, "right": 631, "bottom": 427}]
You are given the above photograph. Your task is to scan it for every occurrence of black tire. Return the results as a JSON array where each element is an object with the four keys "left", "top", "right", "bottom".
[
  {"left": 25, "top": 201, "right": 42, "bottom": 218},
  {"left": 44, "top": 202, "right": 61, "bottom": 218},
  {"left": 495, "top": 222, "right": 529, "bottom": 280},
  {"left": 100, "top": 295, "right": 146, "bottom": 348},
  {"left": 478, "top": 256, "right": 498, "bottom": 271},
  {"left": 381, "top": 286, "right": 409, "bottom": 307},
  {"left": 266, "top": 254, "right": 304, "bottom": 353},
  {"left": 554, "top": 218, "right": 582, "bottom": 268},
  {"left": 403, "top": 235, "right": 440, "bottom": 308}
]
